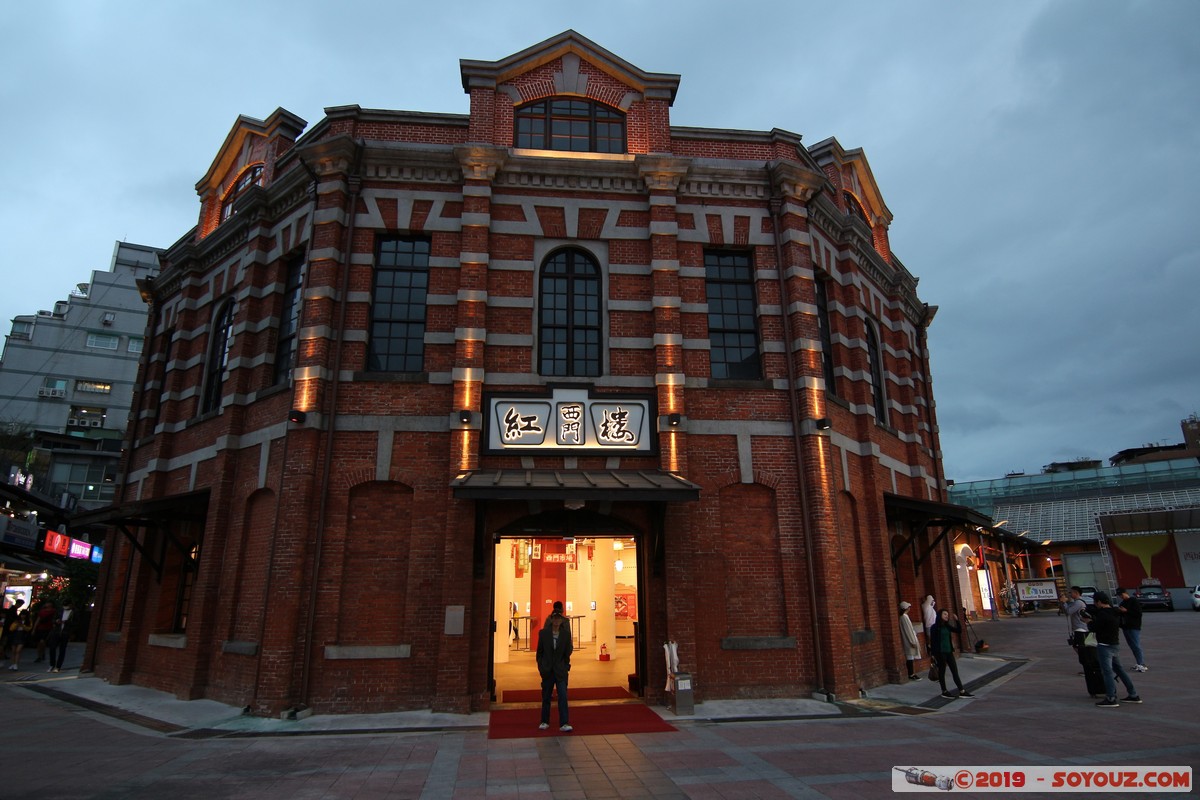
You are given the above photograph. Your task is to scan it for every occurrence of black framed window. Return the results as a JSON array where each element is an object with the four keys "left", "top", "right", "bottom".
[
  {"left": 201, "top": 301, "right": 235, "bottom": 414},
  {"left": 704, "top": 250, "right": 761, "bottom": 380},
  {"left": 865, "top": 323, "right": 889, "bottom": 425},
  {"left": 515, "top": 99, "right": 626, "bottom": 153},
  {"left": 538, "top": 248, "right": 601, "bottom": 377},
  {"left": 273, "top": 257, "right": 307, "bottom": 386},
  {"left": 814, "top": 278, "right": 837, "bottom": 396},
  {"left": 221, "top": 164, "right": 264, "bottom": 223},
  {"left": 367, "top": 236, "right": 430, "bottom": 373}
]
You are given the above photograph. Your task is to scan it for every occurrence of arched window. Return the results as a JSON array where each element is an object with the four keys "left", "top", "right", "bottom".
[
  {"left": 865, "top": 322, "right": 888, "bottom": 425},
  {"left": 201, "top": 300, "right": 235, "bottom": 414},
  {"left": 221, "top": 164, "right": 264, "bottom": 223},
  {"left": 515, "top": 99, "right": 626, "bottom": 154},
  {"left": 844, "top": 191, "right": 869, "bottom": 225},
  {"left": 538, "top": 248, "right": 601, "bottom": 377}
]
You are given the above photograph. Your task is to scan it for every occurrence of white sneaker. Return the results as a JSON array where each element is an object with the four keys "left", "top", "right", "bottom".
[
  {"left": 560, "top": 724, "right": 573, "bottom": 732},
  {"left": 538, "top": 722, "right": 549, "bottom": 730},
  {"left": 7, "top": 664, "right": 16, "bottom": 671},
  {"left": 1135, "top": 664, "right": 1148, "bottom": 672}
]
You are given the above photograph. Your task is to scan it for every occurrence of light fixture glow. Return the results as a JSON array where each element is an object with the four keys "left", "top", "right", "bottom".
[{"left": 614, "top": 559, "right": 624, "bottom": 572}]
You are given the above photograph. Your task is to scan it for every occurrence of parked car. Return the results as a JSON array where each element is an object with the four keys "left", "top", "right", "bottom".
[
  {"left": 1135, "top": 583, "right": 1174, "bottom": 611},
  {"left": 1077, "top": 586, "right": 1097, "bottom": 610},
  {"left": 1191, "top": 584, "right": 1200, "bottom": 612}
]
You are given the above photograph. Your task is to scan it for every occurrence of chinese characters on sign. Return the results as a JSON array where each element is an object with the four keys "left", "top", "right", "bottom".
[{"left": 487, "top": 389, "right": 652, "bottom": 453}]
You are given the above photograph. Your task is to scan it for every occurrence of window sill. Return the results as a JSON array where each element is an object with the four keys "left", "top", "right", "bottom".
[
  {"left": 148, "top": 633, "right": 187, "bottom": 649},
  {"left": 353, "top": 371, "right": 430, "bottom": 383},
  {"left": 708, "top": 378, "right": 772, "bottom": 390}
]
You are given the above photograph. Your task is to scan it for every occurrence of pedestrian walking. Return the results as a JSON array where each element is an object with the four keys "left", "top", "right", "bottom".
[
  {"left": 1116, "top": 589, "right": 1147, "bottom": 672},
  {"left": 898, "top": 601, "right": 922, "bottom": 680},
  {"left": 6, "top": 610, "right": 31, "bottom": 670},
  {"left": 929, "top": 608, "right": 973, "bottom": 699},
  {"left": 536, "top": 601, "right": 573, "bottom": 732},
  {"left": 1088, "top": 591, "right": 1142, "bottom": 708}
]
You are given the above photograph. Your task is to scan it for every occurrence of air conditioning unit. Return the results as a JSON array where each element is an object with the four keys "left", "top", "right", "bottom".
[
  {"left": 66, "top": 419, "right": 79, "bottom": 426},
  {"left": 102, "top": 312, "right": 116, "bottom": 326},
  {"left": 37, "top": 387, "right": 65, "bottom": 398},
  {"left": 91, "top": 419, "right": 105, "bottom": 428}
]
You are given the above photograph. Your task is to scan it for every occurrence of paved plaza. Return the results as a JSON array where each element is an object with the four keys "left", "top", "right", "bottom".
[{"left": 2, "top": 610, "right": 1197, "bottom": 798}]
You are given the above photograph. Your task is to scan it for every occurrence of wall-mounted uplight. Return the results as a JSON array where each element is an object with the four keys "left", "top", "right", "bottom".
[
  {"left": 814, "top": 417, "right": 832, "bottom": 430},
  {"left": 667, "top": 413, "right": 681, "bottom": 427},
  {"left": 288, "top": 409, "right": 307, "bottom": 424},
  {"left": 458, "top": 409, "right": 472, "bottom": 425}
]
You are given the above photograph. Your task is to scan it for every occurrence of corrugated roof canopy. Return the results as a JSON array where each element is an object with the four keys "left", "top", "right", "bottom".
[
  {"left": 1096, "top": 506, "right": 1200, "bottom": 536},
  {"left": 451, "top": 470, "right": 700, "bottom": 502}
]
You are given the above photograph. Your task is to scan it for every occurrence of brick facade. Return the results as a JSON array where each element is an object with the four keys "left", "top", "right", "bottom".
[{"left": 84, "top": 31, "right": 959, "bottom": 716}]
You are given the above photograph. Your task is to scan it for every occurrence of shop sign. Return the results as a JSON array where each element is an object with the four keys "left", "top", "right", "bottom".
[
  {"left": 485, "top": 388, "right": 653, "bottom": 453},
  {"left": 543, "top": 552, "right": 575, "bottom": 564},
  {"left": 44, "top": 530, "right": 71, "bottom": 556},
  {"left": 68, "top": 540, "right": 93, "bottom": 560},
  {"left": 1015, "top": 579, "right": 1057, "bottom": 602},
  {"left": 90, "top": 545, "right": 104, "bottom": 564},
  {"left": 0, "top": 516, "right": 37, "bottom": 551}
]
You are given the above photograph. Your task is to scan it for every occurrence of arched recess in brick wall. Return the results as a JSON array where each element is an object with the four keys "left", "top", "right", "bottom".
[
  {"left": 339, "top": 481, "right": 414, "bottom": 644},
  {"left": 837, "top": 491, "right": 873, "bottom": 631},
  {"left": 718, "top": 482, "right": 785, "bottom": 637},
  {"left": 891, "top": 532, "right": 921, "bottom": 609},
  {"left": 229, "top": 488, "right": 276, "bottom": 642}
]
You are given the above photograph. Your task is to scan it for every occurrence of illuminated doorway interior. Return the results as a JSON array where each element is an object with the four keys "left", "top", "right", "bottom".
[{"left": 492, "top": 535, "right": 640, "bottom": 703}]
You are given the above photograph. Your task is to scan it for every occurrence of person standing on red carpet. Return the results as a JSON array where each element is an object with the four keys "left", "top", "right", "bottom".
[{"left": 536, "top": 601, "right": 573, "bottom": 732}]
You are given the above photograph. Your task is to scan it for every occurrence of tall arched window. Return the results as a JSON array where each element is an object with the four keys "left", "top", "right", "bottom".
[
  {"left": 515, "top": 99, "right": 626, "bottom": 154},
  {"left": 865, "top": 322, "right": 888, "bottom": 425},
  {"left": 201, "top": 300, "right": 235, "bottom": 414},
  {"left": 538, "top": 248, "right": 601, "bottom": 377}
]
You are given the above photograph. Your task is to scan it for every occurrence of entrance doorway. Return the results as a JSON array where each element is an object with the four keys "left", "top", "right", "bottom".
[{"left": 492, "top": 533, "right": 641, "bottom": 704}]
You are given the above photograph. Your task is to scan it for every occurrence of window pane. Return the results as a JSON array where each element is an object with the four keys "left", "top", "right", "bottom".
[
  {"left": 705, "top": 250, "right": 760, "bottom": 380},
  {"left": 367, "top": 236, "right": 430, "bottom": 372}
]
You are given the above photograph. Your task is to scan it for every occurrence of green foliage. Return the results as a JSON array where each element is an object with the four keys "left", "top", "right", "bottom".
[{"left": 37, "top": 559, "right": 98, "bottom": 612}]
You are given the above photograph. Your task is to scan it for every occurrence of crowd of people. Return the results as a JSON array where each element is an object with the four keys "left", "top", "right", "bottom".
[
  {"left": 1, "top": 598, "right": 74, "bottom": 672},
  {"left": 898, "top": 585, "right": 1150, "bottom": 709}
]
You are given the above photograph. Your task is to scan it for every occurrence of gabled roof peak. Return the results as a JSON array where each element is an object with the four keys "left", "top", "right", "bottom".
[{"left": 460, "top": 30, "right": 680, "bottom": 104}]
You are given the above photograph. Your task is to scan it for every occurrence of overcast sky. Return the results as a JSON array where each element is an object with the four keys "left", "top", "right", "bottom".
[{"left": 3, "top": 1, "right": 1197, "bottom": 483}]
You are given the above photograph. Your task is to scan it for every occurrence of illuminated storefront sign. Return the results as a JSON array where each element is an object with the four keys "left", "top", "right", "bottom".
[
  {"left": 90, "top": 545, "right": 104, "bottom": 564},
  {"left": 69, "top": 540, "right": 93, "bottom": 560},
  {"left": 44, "top": 530, "right": 71, "bottom": 556},
  {"left": 485, "top": 388, "right": 654, "bottom": 454}
]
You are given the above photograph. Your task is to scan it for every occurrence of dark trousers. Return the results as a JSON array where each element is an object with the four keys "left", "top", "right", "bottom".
[
  {"left": 935, "top": 651, "right": 964, "bottom": 692},
  {"left": 540, "top": 672, "right": 569, "bottom": 726},
  {"left": 47, "top": 634, "right": 68, "bottom": 670}
]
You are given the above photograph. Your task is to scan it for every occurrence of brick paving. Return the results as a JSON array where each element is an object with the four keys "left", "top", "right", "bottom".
[{"left": 2, "top": 610, "right": 1197, "bottom": 798}]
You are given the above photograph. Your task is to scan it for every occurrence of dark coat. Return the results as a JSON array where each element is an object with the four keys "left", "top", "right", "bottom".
[
  {"left": 536, "top": 622, "right": 573, "bottom": 679},
  {"left": 928, "top": 617, "right": 961, "bottom": 655}
]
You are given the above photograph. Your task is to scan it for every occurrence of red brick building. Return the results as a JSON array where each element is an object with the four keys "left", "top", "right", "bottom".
[{"left": 81, "top": 31, "right": 965, "bottom": 716}]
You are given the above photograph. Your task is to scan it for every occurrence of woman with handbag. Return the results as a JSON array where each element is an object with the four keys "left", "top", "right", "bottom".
[{"left": 929, "top": 608, "right": 974, "bottom": 699}]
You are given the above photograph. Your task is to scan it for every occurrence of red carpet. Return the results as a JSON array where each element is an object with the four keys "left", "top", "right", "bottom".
[
  {"left": 502, "top": 686, "right": 630, "bottom": 703},
  {"left": 488, "top": 703, "right": 677, "bottom": 739}
]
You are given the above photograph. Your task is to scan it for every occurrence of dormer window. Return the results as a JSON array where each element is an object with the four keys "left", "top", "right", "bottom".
[
  {"left": 844, "top": 191, "right": 870, "bottom": 225},
  {"left": 515, "top": 99, "right": 625, "bottom": 154},
  {"left": 220, "top": 164, "right": 264, "bottom": 223}
]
